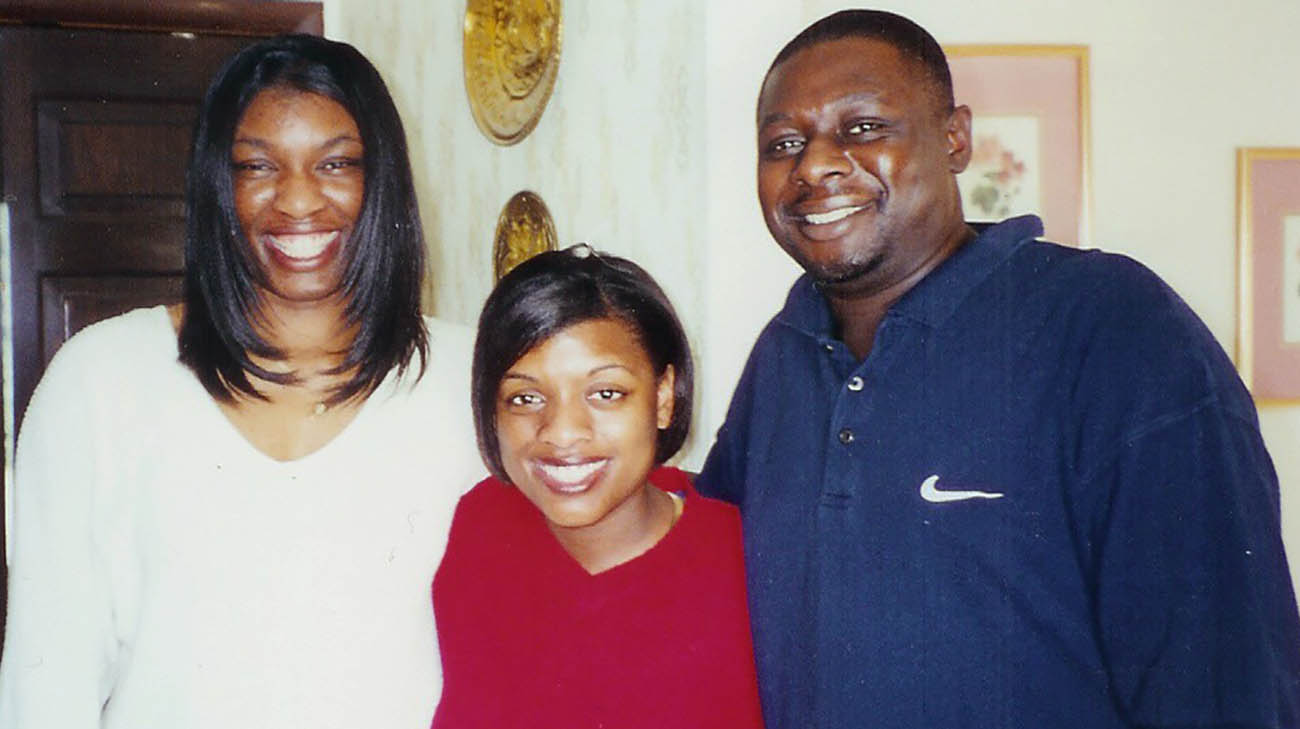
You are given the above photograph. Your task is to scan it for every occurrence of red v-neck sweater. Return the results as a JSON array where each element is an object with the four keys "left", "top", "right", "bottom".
[{"left": 431, "top": 466, "right": 765, "bottom": 729}]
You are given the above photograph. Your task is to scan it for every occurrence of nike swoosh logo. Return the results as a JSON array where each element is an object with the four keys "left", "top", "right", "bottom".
[{"left": 919, "top": 475, "right": 1005, "bottom": 503}]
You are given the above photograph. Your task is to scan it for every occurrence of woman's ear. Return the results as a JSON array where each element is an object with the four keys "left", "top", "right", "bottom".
[{"left": 656, "top": 365, "right": 676, "bottom": 430}]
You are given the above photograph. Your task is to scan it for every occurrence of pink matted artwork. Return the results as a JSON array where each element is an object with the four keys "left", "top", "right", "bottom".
[
  {"left": 946, "top": 46, "right": 1089, "bottom": 246},
  {"left": 1237, "top": 148, "right": 1300, "bottom": 401},
  {"left": 958, "top": 115, "right": 1041, "bottom": 221}
]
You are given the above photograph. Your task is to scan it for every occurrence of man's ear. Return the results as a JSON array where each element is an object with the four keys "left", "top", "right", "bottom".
[
  {"left": 946, "top": 104, "right": 973, "bottom": 173},
  {"left": 656, "top": 365, "right": 676, "bottom": 430}
]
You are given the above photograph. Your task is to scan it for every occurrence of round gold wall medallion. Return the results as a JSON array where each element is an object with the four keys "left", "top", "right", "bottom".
[
  {"left": 493, "top": 191, "right": 558, "bottom": 280},
  {"left": 463, "top": 0, "right": 562, "bottom": 146}
]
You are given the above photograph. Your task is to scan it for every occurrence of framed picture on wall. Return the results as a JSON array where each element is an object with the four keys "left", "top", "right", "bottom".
[
  {"left": 1236, "top": 147, "right": 1300, "bottom": 402},
  {"left": 944, "top": 45, "right": 1091, "bottom": 246}
]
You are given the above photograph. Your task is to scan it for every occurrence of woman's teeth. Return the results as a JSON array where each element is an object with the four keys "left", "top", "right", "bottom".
[
  {"left": 803, "top": 206, "right": 865, "bottom": 225},
  {"left": 538, "top": 460, "right": 606, "bottom": 485},
  {"left": 267, "top": 231, "right": 337, "bottom": 260}
]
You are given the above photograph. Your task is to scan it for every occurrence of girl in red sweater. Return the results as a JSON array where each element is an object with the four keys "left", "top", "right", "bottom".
[{"left": 432, "top": 245, "right": 764, "bottom": 729}]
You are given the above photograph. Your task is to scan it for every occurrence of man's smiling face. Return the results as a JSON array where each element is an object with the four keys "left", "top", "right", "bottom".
[{"left": 756, "top": 36, "right": 970, "bottom": 297}]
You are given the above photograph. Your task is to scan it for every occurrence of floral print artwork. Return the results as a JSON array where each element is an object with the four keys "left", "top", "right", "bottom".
[{"left": 957, "top": 115, "right": 1041, "bottom": 222}]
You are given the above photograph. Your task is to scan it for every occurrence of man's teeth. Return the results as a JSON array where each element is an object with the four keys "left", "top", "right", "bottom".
[
  {"left": 267, "top": 232, "right": 336, "bottom": 260},
  {"left": 539, "top": 460, "right": 606, "bottom": 484},
  {"left": 803, "top": 206, "right": 865, "bottom": 225}
]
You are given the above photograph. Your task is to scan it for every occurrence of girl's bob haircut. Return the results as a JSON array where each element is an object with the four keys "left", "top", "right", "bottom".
[
  {"left": 179, "top": 34, "right": 427, "bottom": 405},
  {"left": 472, "top": 245, "right": 694, "bottom": 480}
]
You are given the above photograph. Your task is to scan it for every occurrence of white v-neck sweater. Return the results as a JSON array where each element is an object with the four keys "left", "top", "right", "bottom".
[{"left": 0, "top": 306, "right": 484, "bottom": 728}]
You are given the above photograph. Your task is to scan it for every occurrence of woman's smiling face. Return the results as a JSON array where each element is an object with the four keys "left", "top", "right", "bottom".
[
  {"left": 231, "top": 87, "right": 364, "bottom": 307},
  {"left": 495, "top": 317, "right": 675, "bottom": 536}
]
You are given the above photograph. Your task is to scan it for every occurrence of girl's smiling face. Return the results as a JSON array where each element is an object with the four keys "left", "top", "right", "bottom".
[{"left": 495, "top": 317, "right": 675, "bottom": 540}]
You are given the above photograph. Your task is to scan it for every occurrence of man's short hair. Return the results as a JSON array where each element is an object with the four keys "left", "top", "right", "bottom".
[{"left": 769, "top": 9, "right": 955, "bottom": 114}]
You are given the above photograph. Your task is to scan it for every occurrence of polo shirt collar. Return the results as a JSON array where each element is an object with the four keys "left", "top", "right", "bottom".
[
  {"left": 890, "top": 214, "right": 1043, "bottom": 327},
  {"left": 774, "top": 215, "right": 1045, "bottom": 339}
]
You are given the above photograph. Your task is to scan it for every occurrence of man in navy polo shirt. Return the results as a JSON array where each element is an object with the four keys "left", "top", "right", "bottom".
[{"left": 696, "top": 9, "right": 1300, "bottom": 729}]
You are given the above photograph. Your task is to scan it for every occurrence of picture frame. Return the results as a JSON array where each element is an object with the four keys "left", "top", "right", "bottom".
[
  {"left": 1236, "top": 147, "right": 1300, "bottom": 402},
  {"left": 944, "top": 45, "right": 1091, "bottom": 246}
]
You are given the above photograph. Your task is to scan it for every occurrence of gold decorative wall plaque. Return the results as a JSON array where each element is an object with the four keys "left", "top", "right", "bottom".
[
  {"left": 493, "top": 191, "right": 558, "bottom": 280},
  {"left": 464, "top": 0, "right": 562, "bottom": 146}
]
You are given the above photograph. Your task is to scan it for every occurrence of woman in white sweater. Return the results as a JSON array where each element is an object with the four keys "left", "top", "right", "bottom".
[{"left": 0, "top": 35, "right": 481, "bottom": 728}]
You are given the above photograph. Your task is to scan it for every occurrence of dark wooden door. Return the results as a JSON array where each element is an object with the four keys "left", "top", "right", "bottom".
[
  {"left": 2, "top": 28, "right": 258, "bottom": 423},
  {"left": 0, "top": 0, "right": 322, "bottom": 656}
]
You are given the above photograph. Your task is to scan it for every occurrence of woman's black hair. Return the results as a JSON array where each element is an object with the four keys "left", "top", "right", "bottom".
[
  {"left": 179, "top": 33, "right": 427, "bottom": 405},
  {"left": 472, "top": 245, "right": 694, "bottom": 480}
]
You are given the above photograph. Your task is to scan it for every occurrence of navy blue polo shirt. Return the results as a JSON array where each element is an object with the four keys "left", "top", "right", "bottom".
[{"left": 698, "top": 216, "right": 1300, "bottom": 729}]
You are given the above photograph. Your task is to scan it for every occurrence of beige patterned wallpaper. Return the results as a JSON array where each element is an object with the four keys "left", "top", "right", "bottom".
[
  {"left": 328, "top": 0, "right": 1300, "bottom": 588},
  {"left": 327, "top": 0, "right": 711, "bottom": 462}
]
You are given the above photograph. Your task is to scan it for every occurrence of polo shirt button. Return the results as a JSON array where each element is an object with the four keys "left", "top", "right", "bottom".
[
  {"left": 823, "top": 343, "right": 834, "bottom": 353},
  {"left": 847, "top": 375, "right": 864, "bottom": 392},
  {"left": 838, "top": 428, "right": 855, "bottom": 444}
]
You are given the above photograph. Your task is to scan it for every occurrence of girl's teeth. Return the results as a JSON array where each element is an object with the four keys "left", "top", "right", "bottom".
[
  {"left": 803, "top": 206, "right": 864, "bottom": 225},
  {"left": 268, "top": 232, "right": 336, "bottom": 259},
  {"left": 539, "top": 460, "right": 605, "bottom": 484}
]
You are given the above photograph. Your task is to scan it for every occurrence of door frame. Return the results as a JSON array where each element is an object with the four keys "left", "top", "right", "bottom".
[{"left": 0, "top": 1, "right": 323, "bottom": 36}]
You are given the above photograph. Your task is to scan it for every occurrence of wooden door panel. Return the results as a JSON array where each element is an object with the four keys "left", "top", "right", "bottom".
[
  {"left": 41, "top": 275, "right": 183, "bottom": 365},
  {"left": 29, "top": 219, "right": 186, "bottom": 273},
  {"left": 38, "top": 99, "right": 194, "bottom": 218},
  {"left": 4, "top": 28, "right": 252, "bottom": 429},
  {"left": 26, "top": 28, "right": 256, "bottom": 99}
]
